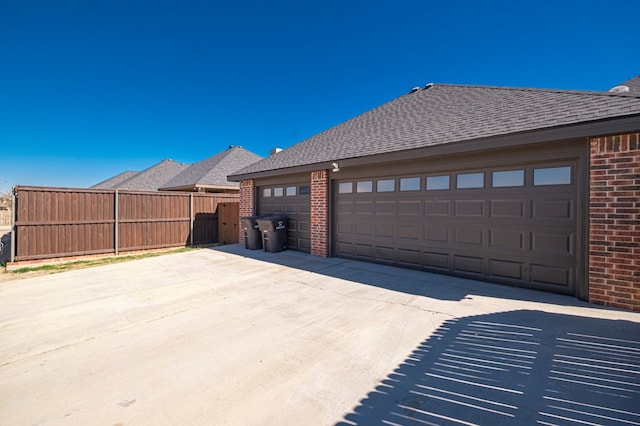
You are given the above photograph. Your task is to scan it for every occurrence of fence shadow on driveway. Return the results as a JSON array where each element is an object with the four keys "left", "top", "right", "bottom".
[
  {"left": 212, "top": 244, "right": 589, "bottom": 306},
  {"left": 335, "top": 310, "right": 640, "bottom": 425}
]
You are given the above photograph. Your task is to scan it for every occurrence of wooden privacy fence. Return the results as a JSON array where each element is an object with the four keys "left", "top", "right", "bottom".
[{"left": 12, "top": 186, "right": 239, "bottom": 262}]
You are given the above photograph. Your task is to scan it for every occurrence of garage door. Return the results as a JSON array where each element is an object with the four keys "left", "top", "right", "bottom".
[
  {"left": 334, "top": 160, "right": 582, "bottom": 294},
  {"left": 259, "top": 183, "right": 310, "bottom": 252}
]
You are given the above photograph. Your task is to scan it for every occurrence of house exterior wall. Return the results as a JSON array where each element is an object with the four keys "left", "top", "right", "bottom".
[
  {"left": 310, "top": 170, "right": 328, "bottom": 257},
  {"left": 236, "top": 131, "right": 640, "bottom": 311},
  {"left": 239, "top": 179, "right": 255, "bottom": 241},
  {"left": 589, "top": 132, "right": 640, "bottom": 311}
]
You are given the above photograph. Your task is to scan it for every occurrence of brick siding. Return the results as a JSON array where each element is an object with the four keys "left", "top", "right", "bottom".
[
  {"left": 239, "top": 179, "right": 255, "bottom": 241},
  {"left": 589, "top": 132, "right": 640, "bottom": 311},
  {"left": 310, "top": 170, "right": 328, "bottom": 257}
]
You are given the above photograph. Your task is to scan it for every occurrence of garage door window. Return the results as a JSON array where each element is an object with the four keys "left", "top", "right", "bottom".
[
  {"left": 457, "top": 172, "right": 484, "bottom": 189},
  {"left": 299, "top": 185, "right": 310, "bottom": 195},
  {"left": 492, "top": 170, "right": 524, "bottom": 187},
  {"left": 274, "top": 187, "right": 284, "bottom": 197},
  {"left": 426, "top": 175, "right": 450, "bottom": 190},
  {"left": 263, "top": 188, "right": 272, "bottom": 197},
  {"left": 286, "top": 186, "right": 297, "bottom": 196},
  {"left": 400, "top": 177, "right": 421, "bottom": 191},
  {"left": 377, "top": 179, "right": 395, "bottom": 192},
  {"left": 357, "top": 181, "right": 373, "bottom": 193},
  {"left": 534, "top": 166, "right": 571, "bottom": 186},
  {"left": 338, "top": 182, "right": 353, "bottom": 194}
]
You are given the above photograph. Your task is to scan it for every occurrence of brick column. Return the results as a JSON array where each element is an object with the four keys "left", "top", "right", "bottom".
[
  {"left": 310, "top": 170, "right": 328, "bottom": 257},
  {"left": 239, "top": 179, "right": 255, "bottom": 241},
  {"left": 589, "top": 132, "right": 640, "bottom": 311}
]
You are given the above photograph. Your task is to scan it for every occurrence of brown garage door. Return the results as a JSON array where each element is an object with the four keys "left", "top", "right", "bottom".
[
  {"left": 259, "top": 183, "right": 311, "bottom": 252},
  {"left": 334, "top": 159, "right": 582, "bottom": 294}
]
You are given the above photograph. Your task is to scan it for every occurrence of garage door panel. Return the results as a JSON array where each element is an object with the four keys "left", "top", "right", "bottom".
[
  {"left": 531, "top": 264, "right": 572, "bottom": 287},
  {"left": 423, "top": 251, "right": 450, "bottom": 270},
  {"left": 489, "top": 259, "right": 524, "bottom": 280},
  {"left": 533, "top": 199, "right": 574, "bottom": 220},
  {"left": 532, "top": 232, "right": 574, "bottom": 255},
  {"left": 490, "top": 200, "right": 525, "bottom": 218},
  {"left": 455, "top": 200, "right": 485, "bottom": 217},
  {"left": 454, "top": 229, "right": 484, "bottom": 246},
  {"left": 355, "top": 223, "right": 373, "bottom": 235},
  {"left": 284, "top": 204, "right": 297, "bottom": 214},
  {"left": 336, "top": 241, "right": 353, "bottom": 255},
  {"left": 489, "top": 230, "right": 525, "bottom": 250},
  {"left": 453, "top": 255, "right": 484, "bottom": 275},
  {"left": 337, "top": 222, "right": 352, "bottom": 234},
  {"left": 355, "top": 201, "right": 374, "bottom": 214},
  {"left": 375, "top": 246, "right": 396, "bottom": 263},
  {"left": 355, "top": 243, "right": 374, "bottom": 257},
  {"left": 425, "top": 201, "right": 450, "bottom": 216},
  {"left": 297, "top": 237, "right": 310, "bottom": 251},
  {"left": 399, "top": 200, "right": 421, "bottom": 216},
  {"left": 375, "top": 201, "right": 395, "bottom": 215},
  {"left": 337, "top": 200, "right": 354, "bottom": 214},
  {"left": 397, "top": 248, "right": 421, "bottom": 267},
  {"left": 398, "top": 225, "right": 420, "bottom": 240},
  {"left": 425, "top": 226, "right": 449, "bottom": 243},
  {"left": 298, "top": 221, "right": 310, "bottom": 232},
  {"left": 376, "top": 223, "right": 394, "bottom": 237}
]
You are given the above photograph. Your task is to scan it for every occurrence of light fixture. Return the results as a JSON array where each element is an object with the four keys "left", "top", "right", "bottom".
[{"left": 331, "top": 162, "right": 340, "bottom": 172}]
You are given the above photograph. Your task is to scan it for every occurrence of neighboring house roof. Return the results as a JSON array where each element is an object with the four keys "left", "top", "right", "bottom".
[
  {"left": 91, "top": 171, "right": 139, "bottom": 189},
  {"left": 230, "top": 82, "right": 640, "bottom": 179},
  {"left": 113, "top": 159, "right": 189, "bottom": 191},
  {"left": 159, "top": 146, "right": 262, "bottom": 191}
]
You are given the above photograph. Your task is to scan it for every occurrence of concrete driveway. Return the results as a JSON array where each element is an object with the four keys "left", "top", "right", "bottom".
[{"left": 1, "top": 245, "right": 639, "bottom": 425}]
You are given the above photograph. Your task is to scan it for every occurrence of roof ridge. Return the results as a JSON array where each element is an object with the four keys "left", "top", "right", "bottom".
[{"left": 421, "top": 82, "right": 640, "bottom": 98}]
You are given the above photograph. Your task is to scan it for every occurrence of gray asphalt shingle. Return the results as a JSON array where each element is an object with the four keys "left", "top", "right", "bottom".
[
  {"left": 91, "top": 171, "right": 139, "bottom": 189},
  {"left": 114, "top": 159, "right": 189, "bottom": 191},
  {"left": 160, "top": 146, "right": 262, "bottom": 190},
  {"left": 231, "top": 83, "right": 640, "bottom": 177}
]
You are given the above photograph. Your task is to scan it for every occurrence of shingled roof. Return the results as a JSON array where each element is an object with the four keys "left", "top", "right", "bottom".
[
  {"left": 230, "top": 82, "right": 640, "bottom": 179},
  {"left": 113, "top": 159, "right": 189, "bottom": 191},
  {"left": 91, "top": 170, "right": 139, "bottom": 189},
  {"left": 159, "top": 146, "right": 262, "bottom": 192},
  {"left": 611, "top": 75, "right": 640, "bottom": 95}
]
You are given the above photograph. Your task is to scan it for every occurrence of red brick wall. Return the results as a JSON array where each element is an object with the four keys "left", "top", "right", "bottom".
[
  {"left": 589, "top": 132, "right": 640, "bottom": 311},
  {"left": 310, "top": 170, "right": 328, "bottom": 257},
  {"left": 239, "top": 179, "right": 255, "bottom": 241}
]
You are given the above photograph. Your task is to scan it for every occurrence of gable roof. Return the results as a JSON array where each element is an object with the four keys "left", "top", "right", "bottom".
[
  {"left": 113, "top": 159, "right": 189, "bottom": 191},
  {"left": 159, "top": 146, "right": 262, "bottom": 191},
  {"left": 91, "top": 170, "right": 139, "bottom": 189},
  {"left": 230, "top": 82, "right": 640, "bottom": 179}
]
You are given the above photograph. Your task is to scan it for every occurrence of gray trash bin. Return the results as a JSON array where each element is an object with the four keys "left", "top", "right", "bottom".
[
  {"left": 256, "top": 215, "right": 288, "bottom": 253},
  {"left": 240, "top": 216, "right": 262, "bottom": 250}
]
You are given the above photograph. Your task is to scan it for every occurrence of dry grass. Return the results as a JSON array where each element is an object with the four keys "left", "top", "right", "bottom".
[{"left": 0, "top": 246, "right": 199, "bottom": 282}]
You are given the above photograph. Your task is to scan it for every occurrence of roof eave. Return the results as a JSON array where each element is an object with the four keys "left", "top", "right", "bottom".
[{"left": 228, "top": 114, "right": 640, "bottom": 181}]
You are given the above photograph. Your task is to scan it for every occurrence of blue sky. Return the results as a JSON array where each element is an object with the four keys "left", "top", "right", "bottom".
[{"left": 1, "top": 0, "right": 639, "bottom": 192}]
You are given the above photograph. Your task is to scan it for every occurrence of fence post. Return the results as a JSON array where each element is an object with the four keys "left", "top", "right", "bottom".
[
  {"left": 10, "top": 187, "right": 17, "bottom": 263},
  {"left": 189, "top": 193, "right": 194, "bottom": 247},
  {"left": 114, "top": 190, "right": 119, "bottom": 255}
]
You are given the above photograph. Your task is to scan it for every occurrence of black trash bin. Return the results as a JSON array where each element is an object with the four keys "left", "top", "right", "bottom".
[
  {"left": 240, "top": 216, "right": 263, "bottom": 250},
  {"left": 256, "top": 215, "right": 288, "bottom": 253}
]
